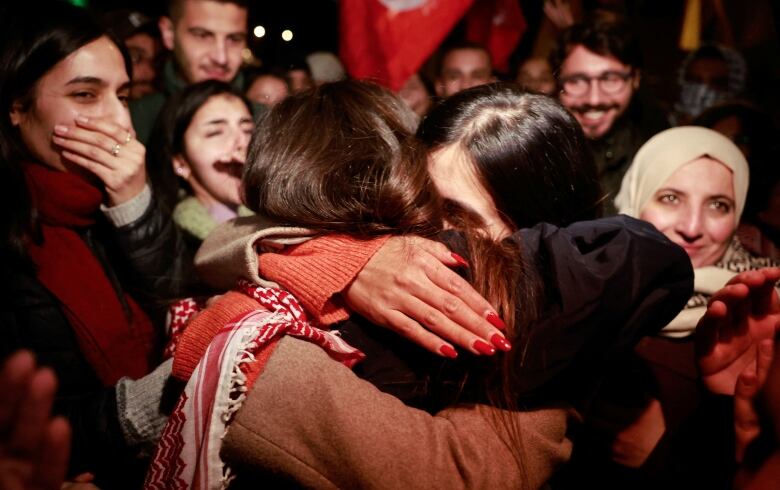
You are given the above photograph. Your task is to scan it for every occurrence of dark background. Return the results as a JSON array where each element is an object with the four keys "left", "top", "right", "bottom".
[{"left": 80, "top": 0, "right": 780, "bottom": 117}]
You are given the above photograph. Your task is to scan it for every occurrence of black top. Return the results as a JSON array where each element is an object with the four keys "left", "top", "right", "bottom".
[
  {"left": 339, "top": 215, "right": 693, "bottom": 414},
  {"left": 0, "top": 193, "right": 191, "bottom": 487}
]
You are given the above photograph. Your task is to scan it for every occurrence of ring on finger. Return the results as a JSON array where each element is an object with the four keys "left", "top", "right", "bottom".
[
  {"left": 123, "top": 131, "right": 132, "bottom": 144},
  {"left": 110, "top": 143, "right": 121, "bottom": 157}
]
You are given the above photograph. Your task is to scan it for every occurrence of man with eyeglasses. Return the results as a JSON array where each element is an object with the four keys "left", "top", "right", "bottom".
[{"left": 551, "top": 20, "right": 668, "bottom": 214}]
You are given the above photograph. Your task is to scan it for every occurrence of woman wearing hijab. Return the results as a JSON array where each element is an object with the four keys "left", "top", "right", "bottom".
[
  {"left": 148, "top": 82, "right": 692, "bottom": 488},
  {"left": 615, "top": 126, "right": 777, "bottom": 338},
  {"left": 568, "top": 126, "right": 779, "bottom": 487}
]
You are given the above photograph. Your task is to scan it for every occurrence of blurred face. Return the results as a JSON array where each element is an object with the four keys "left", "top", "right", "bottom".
[
  {"left": 558, "top": 45, "right": 638, "bottom": 140},
  {"left": 686, "top": 57, "right": 730, "bottom": 91},
  {"left": 435, "top": 48, "right": 493, "bottom": 98},
  {"left": 125, "top": 32, "right": 162, "bottom": 98},
  {"left": 428, "top": 144, "right": 510, "bottom": 239},
  {"left": 287, "top": 69, "right": 313, "bottom": 94},
  {"left": 640, "top": 157, "right": 736, "bottom": 268},
  {"left": 711, "top": 115, "right": 750, "bottom": 158},
  {"left": 397, "top": 73, "right": 431, "bottom": 117},
  {"left": 174, "top": 94, "right": 253, "bottom": 208},
  {"left": 160, "top": 0, "right": 247, "bottom": 84},
  {"left": 9, "top": 36, "right": 131, "bottom": 172},
  {"left": 245, "top": 75, "right": 288, "bottom": 107},
  {"left": 516, "top": 57, "right": 555, "bottom": 95}
]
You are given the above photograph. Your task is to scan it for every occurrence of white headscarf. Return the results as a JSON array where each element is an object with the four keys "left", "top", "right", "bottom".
[
  {"left": 615, "top": 126, "right": 752, "bottom": 338},
  {"left": 615, "top": 126, "right": 749, "bottom": 223}
]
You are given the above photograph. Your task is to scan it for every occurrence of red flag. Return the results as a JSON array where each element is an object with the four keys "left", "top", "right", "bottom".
[
  {"left": 340, "top": 0, "right": 473, "bottom": 91},
  {"left": 465, "top": 0, "right": 526, "bottom": 73}
]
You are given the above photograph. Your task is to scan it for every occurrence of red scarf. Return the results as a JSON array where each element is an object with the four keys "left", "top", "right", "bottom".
[{"left": 23, "top": 162, "right": 155, "bottom": 385}]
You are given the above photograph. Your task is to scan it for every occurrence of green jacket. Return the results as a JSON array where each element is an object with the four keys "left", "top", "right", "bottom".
[{"left": 130, "top": 60, "right": 255, "bottom": 145}]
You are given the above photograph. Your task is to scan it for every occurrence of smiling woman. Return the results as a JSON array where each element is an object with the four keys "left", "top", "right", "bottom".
[
  {"left": 0, "top": 2, "right": 189, "bottom": 486},
  {"left": 616, "top": 127, "right": 776, "bottom": 336},
  {"left": 580, "top": 126, "right": 780, "bottom": 482}
]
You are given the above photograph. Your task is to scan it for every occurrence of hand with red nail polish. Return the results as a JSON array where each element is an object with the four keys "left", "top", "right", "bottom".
[
  {"left": 473, "top": 339, "right": 496, "bottom": 355},
  {"left": 451, "top": 253, "right": 470, "bottom": 269},
  {"left": 486, "top": 312, "right": 507, "bottom": 330},
  {"left": 439, "top": 345, "right": 458, "bottom": 359},
  {"left": 490, "top": 333, "right": 512, "bottom": 352},
  {"left": 344, "top": 236, "right": 509, "bottom": 358}
]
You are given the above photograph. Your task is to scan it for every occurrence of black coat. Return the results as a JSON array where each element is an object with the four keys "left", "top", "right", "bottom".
[
  {"left": 0, "top": 192, "right": 192, "bottom": 486},
  {"left": 340, "top": 215, "right": 693, "bottom": 414}
]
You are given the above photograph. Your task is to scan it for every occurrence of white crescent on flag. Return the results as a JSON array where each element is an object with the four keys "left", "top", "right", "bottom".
[{"left": 377, "top": 0, "right": 428, "bottom": 12}]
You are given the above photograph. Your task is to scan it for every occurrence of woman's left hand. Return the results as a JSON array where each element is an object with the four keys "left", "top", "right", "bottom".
[
  {"left": 696, "top": 267, "right": 780, "bottom": 395},
  {"left": 52, "top": 116, "right": 146, "bottom": 206}
]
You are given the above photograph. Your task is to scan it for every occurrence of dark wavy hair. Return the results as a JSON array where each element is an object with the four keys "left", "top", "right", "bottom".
[
  {"left": 550, "top": 19, "right": 642, "bottom": 75},
  {"left": 419, "top": 82, "right": 603, "bottom": 229},
  {"left": 243, "top": 80, "right": 556, "bottom": 476},
  {"left": 417, "top": 83, "right": 603, "bottom": 467},
  {"left": 147, "top": 80, "right": 254, "bottom": 212},
  {"left": 0, "top": 0, "right": 131, "bottom": 270},
  {"left": 243, "top": 80, "right": 443, "bottom": 237}
]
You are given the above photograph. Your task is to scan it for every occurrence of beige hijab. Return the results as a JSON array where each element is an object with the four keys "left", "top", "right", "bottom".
[
  {"left": 615, "top": 126, "right": 750, "bottom": 338},
  {"left": 614, "top": 126, "right": 749, "bottom": 222}
]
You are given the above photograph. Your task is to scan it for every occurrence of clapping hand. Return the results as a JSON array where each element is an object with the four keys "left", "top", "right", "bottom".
[
  {"left": 0, "top": 351, "right": 71, "bottom": 490},
  {"left": 696, "top": 268, "right": 780, "bottom": 396}
]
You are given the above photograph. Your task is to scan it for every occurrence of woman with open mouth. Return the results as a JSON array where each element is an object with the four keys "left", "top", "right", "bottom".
[{"left": 147, "top": 80, "right": 255, "bottom": 253}]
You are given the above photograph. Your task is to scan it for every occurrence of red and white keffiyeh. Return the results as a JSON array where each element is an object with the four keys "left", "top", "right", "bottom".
[{"left": 145, "top": 281, "right": 365, "bottom": 489}]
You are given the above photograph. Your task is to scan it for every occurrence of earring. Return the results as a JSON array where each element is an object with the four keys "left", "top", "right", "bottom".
[{"left": 175, "top": 167, "right": 185, "bottom": 176}]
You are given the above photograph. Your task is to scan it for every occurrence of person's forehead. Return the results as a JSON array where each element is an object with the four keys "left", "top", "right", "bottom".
[
  {"left": 560, "top": 44, "right": 630, "bottom": 76},
  {"left": 192, "top": 94, "right": 249, "bottom": 121},
  {"left": 177, "top": 0, "right": 247, "bottom": 31},
  {"left": 443, "top": 49, "right": 491, "bottom": 71},
  {"left": 663, "top": 157, "right": 734, "bottom": 195},
  {"left": 520, "top": 59, "right": 551, "bottom": 76},
  {"left": 125, "top": 32, "right": 156, "bottom": 50},
  {"left": 46, "top": 37, "right": 129, "bottom": 86},
  {"left": 252, "top": 76, "right": 286, "bottom": 90}
]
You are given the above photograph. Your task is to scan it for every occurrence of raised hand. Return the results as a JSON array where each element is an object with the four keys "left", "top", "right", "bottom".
[
  {"left": 344, "top": 236, "right": 510, "bottom": 358},
  {"left": 52, "top": 116, "right": 146, "bottom": 206},
  {"left": 733, "top": 338, "right": 774, "bottom": 462},
  {"left": 544, "top": 0, "right": 575, "bottom": 30},
  {"left": 0, "top": 351, "right": 71, "bottom": 490},
  {"left": 696, "top": 268, "right": 780, "bottom": 395}
]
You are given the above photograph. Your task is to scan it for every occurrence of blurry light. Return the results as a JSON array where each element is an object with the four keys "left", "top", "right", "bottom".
[
  {"left": 242, "top": 48, "right": 253, "bottom": 61},
  {"left": 253, "top": 25, "right": 266, "bottom": 38},
  {"left": 281, "top": 29, "right": 293, "bottom": 42}
]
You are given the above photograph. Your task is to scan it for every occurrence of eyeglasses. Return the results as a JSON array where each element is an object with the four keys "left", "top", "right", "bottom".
[{"left": 559, "top": 71, "right": 633, "bottom": 96}]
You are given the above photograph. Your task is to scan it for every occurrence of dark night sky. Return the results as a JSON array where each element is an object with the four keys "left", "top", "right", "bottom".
[
  {"left": 90, "top": 0, "right": 340, "bottom": 60},
  {"left": 67, "top": 0, "right": 780, "bottom": 116}
]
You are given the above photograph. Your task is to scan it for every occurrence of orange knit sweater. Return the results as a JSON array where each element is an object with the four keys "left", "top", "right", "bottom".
[{"left": 172, "top": 234, "right": 388, "bottom": 382}]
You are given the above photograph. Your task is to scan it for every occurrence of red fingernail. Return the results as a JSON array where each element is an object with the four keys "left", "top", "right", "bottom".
[
  {"left": 490, "top": 333, "right": 512, "bottom": 352},
  {"left": 473, "top": 339, "right": 495, "bottom": 355},
  {"left": 486, "top": 312, "right": 506, "bottom": 330},
  {"left": 451, "top": 252, "right": 470, "bottom": 269},
  {"left": 439, "top": 345, "right": 458, "bottom": 359}
]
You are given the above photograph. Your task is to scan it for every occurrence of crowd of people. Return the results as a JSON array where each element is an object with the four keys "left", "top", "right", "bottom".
[{"left": 1, "top": 0, "right": 779, "bottom": 489}]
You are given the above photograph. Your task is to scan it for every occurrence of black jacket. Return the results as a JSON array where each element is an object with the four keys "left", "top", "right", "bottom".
[
  {"left": 340, "top": 215, "right": 693, "bottom": 414},
  {"left": 1, "top": 193, "right": 192, "bottom": 486}
]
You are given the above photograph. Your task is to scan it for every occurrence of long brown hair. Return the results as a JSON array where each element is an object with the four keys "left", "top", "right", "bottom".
[
  {"left": 243, "top": 80, "right": 542, "bottom": 473},
  {"left": 419, "top": 84, "right": 604, "bottom": 467},
  {"left": 243, "top": 81, "right": 441, "bottom": 238}
]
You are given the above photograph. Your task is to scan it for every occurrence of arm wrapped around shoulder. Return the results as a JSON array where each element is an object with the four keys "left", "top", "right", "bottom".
[
  {"left": 221, "top": 337, "right": 572, "bottom": 490},
  {"left": 510, "top": 215, "right": 694, "bottom": 410}
]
